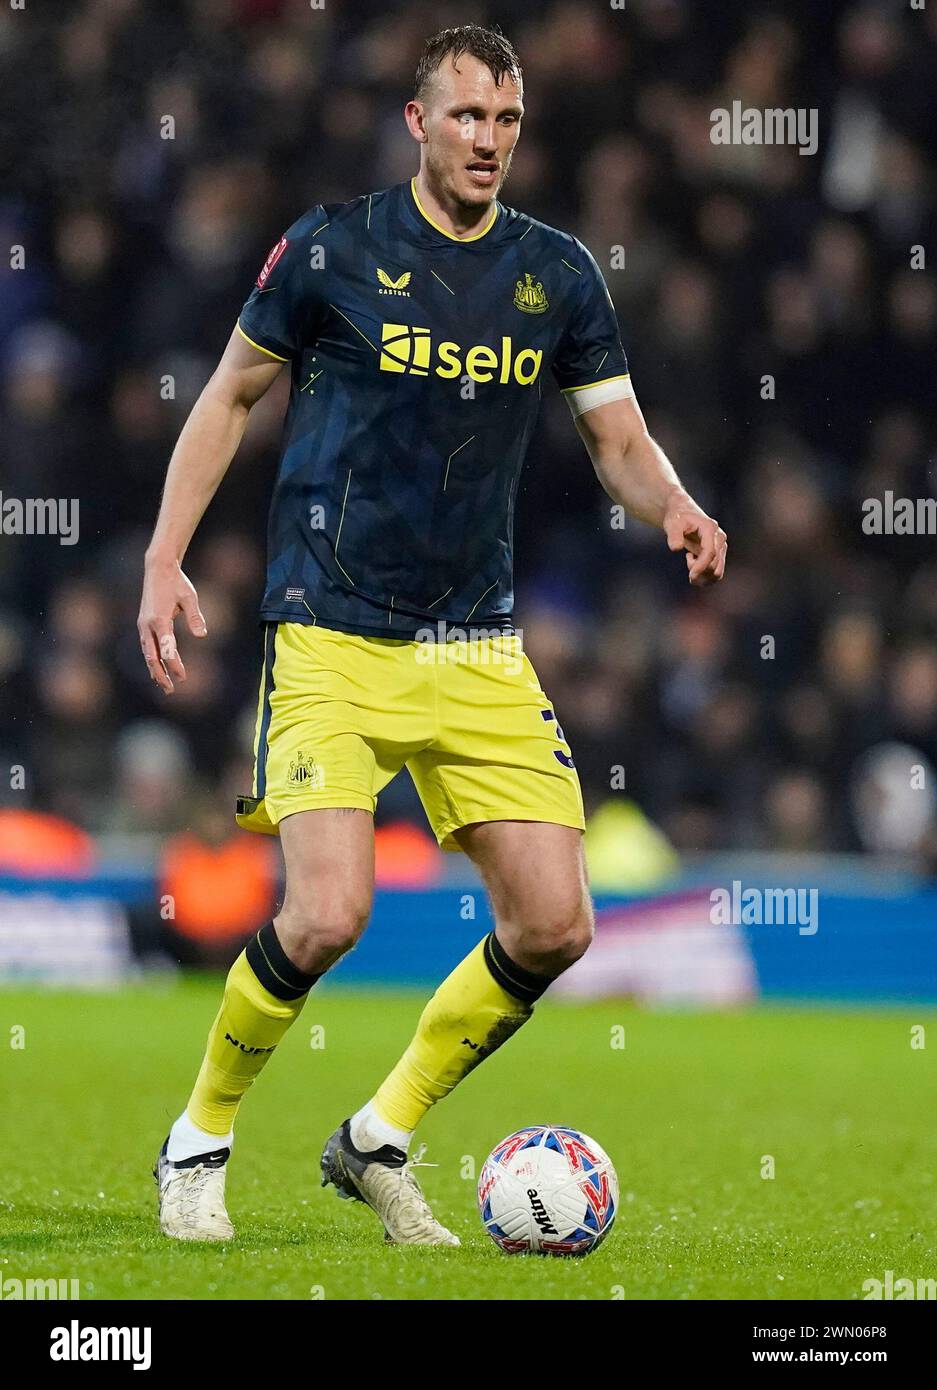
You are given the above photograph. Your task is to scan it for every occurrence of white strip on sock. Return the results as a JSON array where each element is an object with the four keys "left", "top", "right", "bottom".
[
  {"left": 167, "top": 1110, "right": 234, "bottom": 1163},
  {"left": 350, "top": 1100, "right": 412, "bottom": 1154}
]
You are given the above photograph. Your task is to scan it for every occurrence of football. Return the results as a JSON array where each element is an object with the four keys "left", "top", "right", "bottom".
[{"left": 478, "top": 1126, "right": 618, "bottom": 1256}]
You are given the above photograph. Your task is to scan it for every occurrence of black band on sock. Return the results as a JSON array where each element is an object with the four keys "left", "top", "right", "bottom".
[
  {"left": 483, "top": 931, "right": 554, "bottom": 1005},
  {"left": 246, "top": 922, "right": 321, "bottom": 1002}
]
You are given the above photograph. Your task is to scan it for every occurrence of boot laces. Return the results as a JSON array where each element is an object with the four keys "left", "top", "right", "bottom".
[
  {"left": 396, "top": 1144, "right": 438, "bottom": 1216},
  {"left": 172, "top": 1163, "right": 221, "bottom": 1219}
]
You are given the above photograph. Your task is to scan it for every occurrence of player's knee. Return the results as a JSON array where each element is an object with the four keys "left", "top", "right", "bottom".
[
  {"left": 552, "top": 902, "right": 594, "bottom": 967},
  {"left": 517, "top": 897, "right": 594, "bottom": 972},
  {"left": 275, "top": 898, "right": 370, "bottom": 972}
]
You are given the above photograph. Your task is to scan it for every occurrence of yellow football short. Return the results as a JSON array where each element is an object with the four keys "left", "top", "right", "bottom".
[{"left": 235, "top": 622, "right": 584, "bottom": 851}]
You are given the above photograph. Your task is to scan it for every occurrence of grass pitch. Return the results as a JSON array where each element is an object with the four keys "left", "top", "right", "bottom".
[{"left": 1, "top": 977, "right": 934, "bottom": 1300}]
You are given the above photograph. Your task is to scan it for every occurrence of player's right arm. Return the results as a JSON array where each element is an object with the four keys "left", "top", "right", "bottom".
[{"left": 138, "top": 329, "right": 283, "bottom": 694}]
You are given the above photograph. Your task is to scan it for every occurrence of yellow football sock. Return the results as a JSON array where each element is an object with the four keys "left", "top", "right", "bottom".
[
  {"left": 186, "top": 922, "right": 319, "bottom": 1135},
  {"left": 372, "top": 932, "right": 552, "bottom": 1134}
]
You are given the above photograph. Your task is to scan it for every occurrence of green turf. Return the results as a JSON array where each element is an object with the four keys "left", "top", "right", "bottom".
[{"left": 1, "top": 977, "right": 934, "bottom": 1300}]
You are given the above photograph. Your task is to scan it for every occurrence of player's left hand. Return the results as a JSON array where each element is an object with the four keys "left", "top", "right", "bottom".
[{"left": 663, "top": 498, "right": 727, "bottom": 586}]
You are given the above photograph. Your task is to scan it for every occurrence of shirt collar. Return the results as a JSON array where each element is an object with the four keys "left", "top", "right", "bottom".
[{"left": 408, "top": 177, "right": 499, "bottom": 244}]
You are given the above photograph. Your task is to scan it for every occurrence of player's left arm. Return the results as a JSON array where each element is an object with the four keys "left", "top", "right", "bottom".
[
  {"left": 574, "top": 393, "right": 727, "bottom": 586},
  {"left": 552, "top": 238, "right": 726, "bottom": 586}
]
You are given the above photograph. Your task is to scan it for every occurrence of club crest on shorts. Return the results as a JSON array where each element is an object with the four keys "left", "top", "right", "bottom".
[{"left": 286, "top": 749, "right": 323, "bottom": 790}]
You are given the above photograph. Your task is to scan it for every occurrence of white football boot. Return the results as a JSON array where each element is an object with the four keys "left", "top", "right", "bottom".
[
  {"left": 321, "top": 1120, "right": 460, "bottom": 1247},
  {"left": 154, "top": 1138, "right": 235, "bottom": 1242}
]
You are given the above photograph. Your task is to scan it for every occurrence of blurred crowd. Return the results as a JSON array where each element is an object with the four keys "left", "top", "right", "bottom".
[{"left": 1, "top": 0, "right": 936, "bottom": 868}]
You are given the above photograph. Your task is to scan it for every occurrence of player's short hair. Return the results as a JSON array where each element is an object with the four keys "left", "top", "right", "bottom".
[{"left": 414, "top": 24, "right": 522, "bottom": 101}]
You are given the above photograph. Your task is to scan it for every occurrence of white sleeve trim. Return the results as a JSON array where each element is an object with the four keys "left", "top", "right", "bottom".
[{"left": 563, "top": 374, "right": 635, "bottom": 418}]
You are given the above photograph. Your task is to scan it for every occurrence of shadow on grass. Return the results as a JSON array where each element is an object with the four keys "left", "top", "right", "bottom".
[{"left": 0, "top": 1202, "right": 472, "bottom": 1258}]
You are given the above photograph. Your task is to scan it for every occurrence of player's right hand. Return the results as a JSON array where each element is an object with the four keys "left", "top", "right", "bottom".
[{"left": 137, "top": 558, "right": 208, "bottom": 694}]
